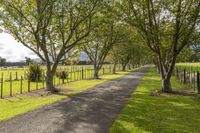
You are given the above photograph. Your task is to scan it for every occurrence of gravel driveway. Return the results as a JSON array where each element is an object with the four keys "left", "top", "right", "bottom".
[{"left": 0, "top": 67, "right": 149, "bottom": 133}]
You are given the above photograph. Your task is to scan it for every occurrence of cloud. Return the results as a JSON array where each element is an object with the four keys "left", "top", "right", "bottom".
[{"left": 0, "top": 33, "right": 38, "bottom": 62}]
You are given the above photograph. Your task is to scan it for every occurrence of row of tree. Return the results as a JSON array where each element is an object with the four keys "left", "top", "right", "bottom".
[
  {"left": 0, "top": 0, "right": 145, "bottom": 91},
  {"left": 1, "top": 0, "right": 199, "bottom": 93}
]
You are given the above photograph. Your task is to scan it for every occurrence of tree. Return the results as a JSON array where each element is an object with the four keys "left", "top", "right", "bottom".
[
  {"left": 109, "top": 40, "right": 139, "bottom": 72},
  {"left": 0, "top": 57, "right": 6, "bottom": 66},
  {"left": 0, "top": 0, "right": 99, "bottom": 91},
  {"left": 108, "top": 28, "right": 149, "bottom": 72},
  {"left": 81, "top": 2, "right": 126, "bottom": 79},
  {"left": 118, "top": 0, "right": 200, "bottom": 92},
  {"left": 25, "top": 57, "right": 33, "bottom": 65}
]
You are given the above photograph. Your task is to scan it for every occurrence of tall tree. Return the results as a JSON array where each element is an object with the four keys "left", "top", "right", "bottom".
[
  {"left": 118, "top": 0, "right": 200, "bottom": 92},
  {"left": 81, "top": 3, "right": 126, "bottom": 79},
  {"left": 0, "top": 0, "right": 99, "bottom": 91}
]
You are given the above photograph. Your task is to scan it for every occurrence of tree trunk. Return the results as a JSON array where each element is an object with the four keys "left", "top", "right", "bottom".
[
  {"left": 112, "top": 63, "right": 116, "bottom": 74},
  {"left": 93, "top": 63, "right": 99, "bottom": 79},
  {"left": 46, "top": 65, "right": 56, "bottom": 92},
  {"left": 94, "top": 68, "right": 99, "bottom": 79},
  {"left": 122, "top": 64, "right": 126, "bottom": 71},
  {"left": 162, "top": 77, "right": 172, "bottom": 93},
  {"left": 158, "top": 54, "right": 176, "bottom": 93},
  {"left": 128, "top": 64, "right": 131, "bottom": 70}
]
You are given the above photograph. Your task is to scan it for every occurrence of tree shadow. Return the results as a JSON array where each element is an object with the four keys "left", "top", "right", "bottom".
[
  {"left": 51, "top": 67, "right": 149, "bottom": 133},
  {"left": 110, "top": 71, "right": 200, "bottom": 133}
]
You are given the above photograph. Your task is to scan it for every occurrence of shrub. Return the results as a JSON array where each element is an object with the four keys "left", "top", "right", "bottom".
[
  {"left": 27, "top": 64, "right": 43, "bottom": 82},
  {"left": 56, "top": 70, "right": 68, "bottom": 79}
]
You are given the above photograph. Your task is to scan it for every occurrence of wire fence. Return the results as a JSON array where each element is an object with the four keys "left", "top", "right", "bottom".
[
  {"left": 174, "top": 66, "right": 200, "bottom": 94},
  {"left": 0, "top": 64, "right": 141, "bottom": 98}
]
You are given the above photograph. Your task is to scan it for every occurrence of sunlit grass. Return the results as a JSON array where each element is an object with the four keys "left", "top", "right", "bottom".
[
  {"left": 110, "top": 68, "right": 200, "bottom": 133},
  {"left": 176, "top": 62, "right": 200, "bottom": 71}
]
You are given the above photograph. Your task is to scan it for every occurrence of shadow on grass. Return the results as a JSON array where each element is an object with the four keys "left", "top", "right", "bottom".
[{"left": 110, "top": 68, "right": 200, "bottom": 133}]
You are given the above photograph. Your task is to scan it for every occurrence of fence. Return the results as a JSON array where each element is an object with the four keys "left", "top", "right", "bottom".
[
  {"left": 174, "top": 66, "right": 200, "bottom": 94},
  {"left": 0, "top": 64, "right": 140, "bottom": 98}
]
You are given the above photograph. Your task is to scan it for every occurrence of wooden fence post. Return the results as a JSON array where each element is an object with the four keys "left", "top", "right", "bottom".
[
  {"left": 194, "top": 72, "right": 196, "bottom": 92},
  {"left": 10, "top": 72, "right": 12, "bottom": 97},
  {"left": 42, "top": 72, "right": 45, "bottom": 89},
  {"left": 28, "top": 79, "right": 30, "bottom": 92},
  {"left": 70, "top": 68, "right": 72, "bottom": 82},
  {"left": 184, "top": 69, "right": 186, "bottom": 84},
  {"left": 189, "top": 71, "right": 191, "bottom": 88},
  {"left": 16, "top": 71, "right": 18, "bottom": 80},
  {"left": 62, "top": 73, "right": 64, "bottom": 84},
  {"left": 36, "top": 74, "right": 38, "bottom": 90},
  {"left": 1, "top": 73, "right": 3, "bottom": 98},
  {"left": 84, "top": 67, "right": 86, "bottom": 79},
  {"left": 20, "top": 76, "right": 23, "bottom": 94},
  {"left": 197, "top": 72, "right": 200, "bottom": 94},
  {"left": 82, "top": 67, "right": 84, "bottom": 79}
]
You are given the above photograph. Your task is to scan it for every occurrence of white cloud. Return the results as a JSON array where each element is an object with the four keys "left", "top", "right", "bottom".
[{"left": 0, "top": 33, "right": 38, "bottom": 62}]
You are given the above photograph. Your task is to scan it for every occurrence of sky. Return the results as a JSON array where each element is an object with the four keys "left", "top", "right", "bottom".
[
  {"left": 0, "top": 33, "right": 89, "bottom": 62},
  {"left": 0, "top": 33, "right": 38, "bottom": 62}
]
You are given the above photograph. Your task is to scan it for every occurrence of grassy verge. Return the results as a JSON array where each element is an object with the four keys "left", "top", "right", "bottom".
[
  {"left": 110, "top": 67, "right": 200, "bottom": 133},
  {"left": 0, "top": 68, "right": 138, "bottom": 122}
]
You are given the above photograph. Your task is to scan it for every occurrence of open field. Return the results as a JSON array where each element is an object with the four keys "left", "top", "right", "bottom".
[
  {"left": 175, "top": 63, "right": 200, "bottom": 93},
  {"left": 176, "top": 63, "right": 200, "bottom": 72},
  {"left": 0, "top": 64, "right": 124, "bottom": 97},
  {"left": 110, "top": 67, "right": 200, "bottom": 132}
]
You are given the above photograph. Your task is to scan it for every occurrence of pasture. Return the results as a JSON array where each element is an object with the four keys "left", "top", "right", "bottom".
[{"left": 0, "top": 64, "right": 122, "bottom": 97}]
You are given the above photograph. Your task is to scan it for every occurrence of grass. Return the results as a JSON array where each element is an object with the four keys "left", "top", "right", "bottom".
[
  {"left": 0, "top": 68, "right": 138, "bottom": 122},
  {"left": 110, "top": 67, "right": 200, "bottom": 133},
  {"left": 176, "top": 62, "right": 200, "bottom": 72}
]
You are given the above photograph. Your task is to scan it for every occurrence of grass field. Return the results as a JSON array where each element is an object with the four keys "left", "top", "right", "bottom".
[
  {"left": 176, "top": 62, "right": 200, "bottom": 72},
  {"left": 0, "top": 64, "right": 122, "bottom": 97},
  {"left": 110, "top": 67, "right": 200, "bottom": 133},
  {"left": 0, "top": 67, "right": 139, "bottom": 122}
]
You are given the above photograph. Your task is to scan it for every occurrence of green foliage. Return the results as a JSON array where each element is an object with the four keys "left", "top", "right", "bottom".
[
  {"left": 116, "top": 0, "right": 200, "bottom": 92},
  {"left": 0, "top": 0, "right": 99, "bottom": 91},
  {"left": 27, "top": 64, "right": 43, "bottom": 82},
  {"left": 56, "top": 70, "right": 68, "bottom": 79},
  {"left": 0, "top": 57, "right": 6, "bottom": 66}
]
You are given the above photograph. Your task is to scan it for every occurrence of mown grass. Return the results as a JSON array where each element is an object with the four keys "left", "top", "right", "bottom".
[
  {"left": 0, "top": 68, "right": 138, "bottom": 122},
  {"left": 110, "top": 68, "right": 200, "bottom": 133}
]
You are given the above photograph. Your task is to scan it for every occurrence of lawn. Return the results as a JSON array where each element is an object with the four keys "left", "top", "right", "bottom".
[
  {"left": 0, "top": 68, "right": 139, "bottom": 122},
  {"left": 110, "top": 68, "right": 200, "bottom": 133}
]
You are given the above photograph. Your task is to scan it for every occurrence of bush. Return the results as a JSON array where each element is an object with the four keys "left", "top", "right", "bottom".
[
  {"left": 27, "top": 64, "right": 43, "bottom": 82},
  {"left": 56, "top": 70, "right": 68, "bottom": 79}
]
